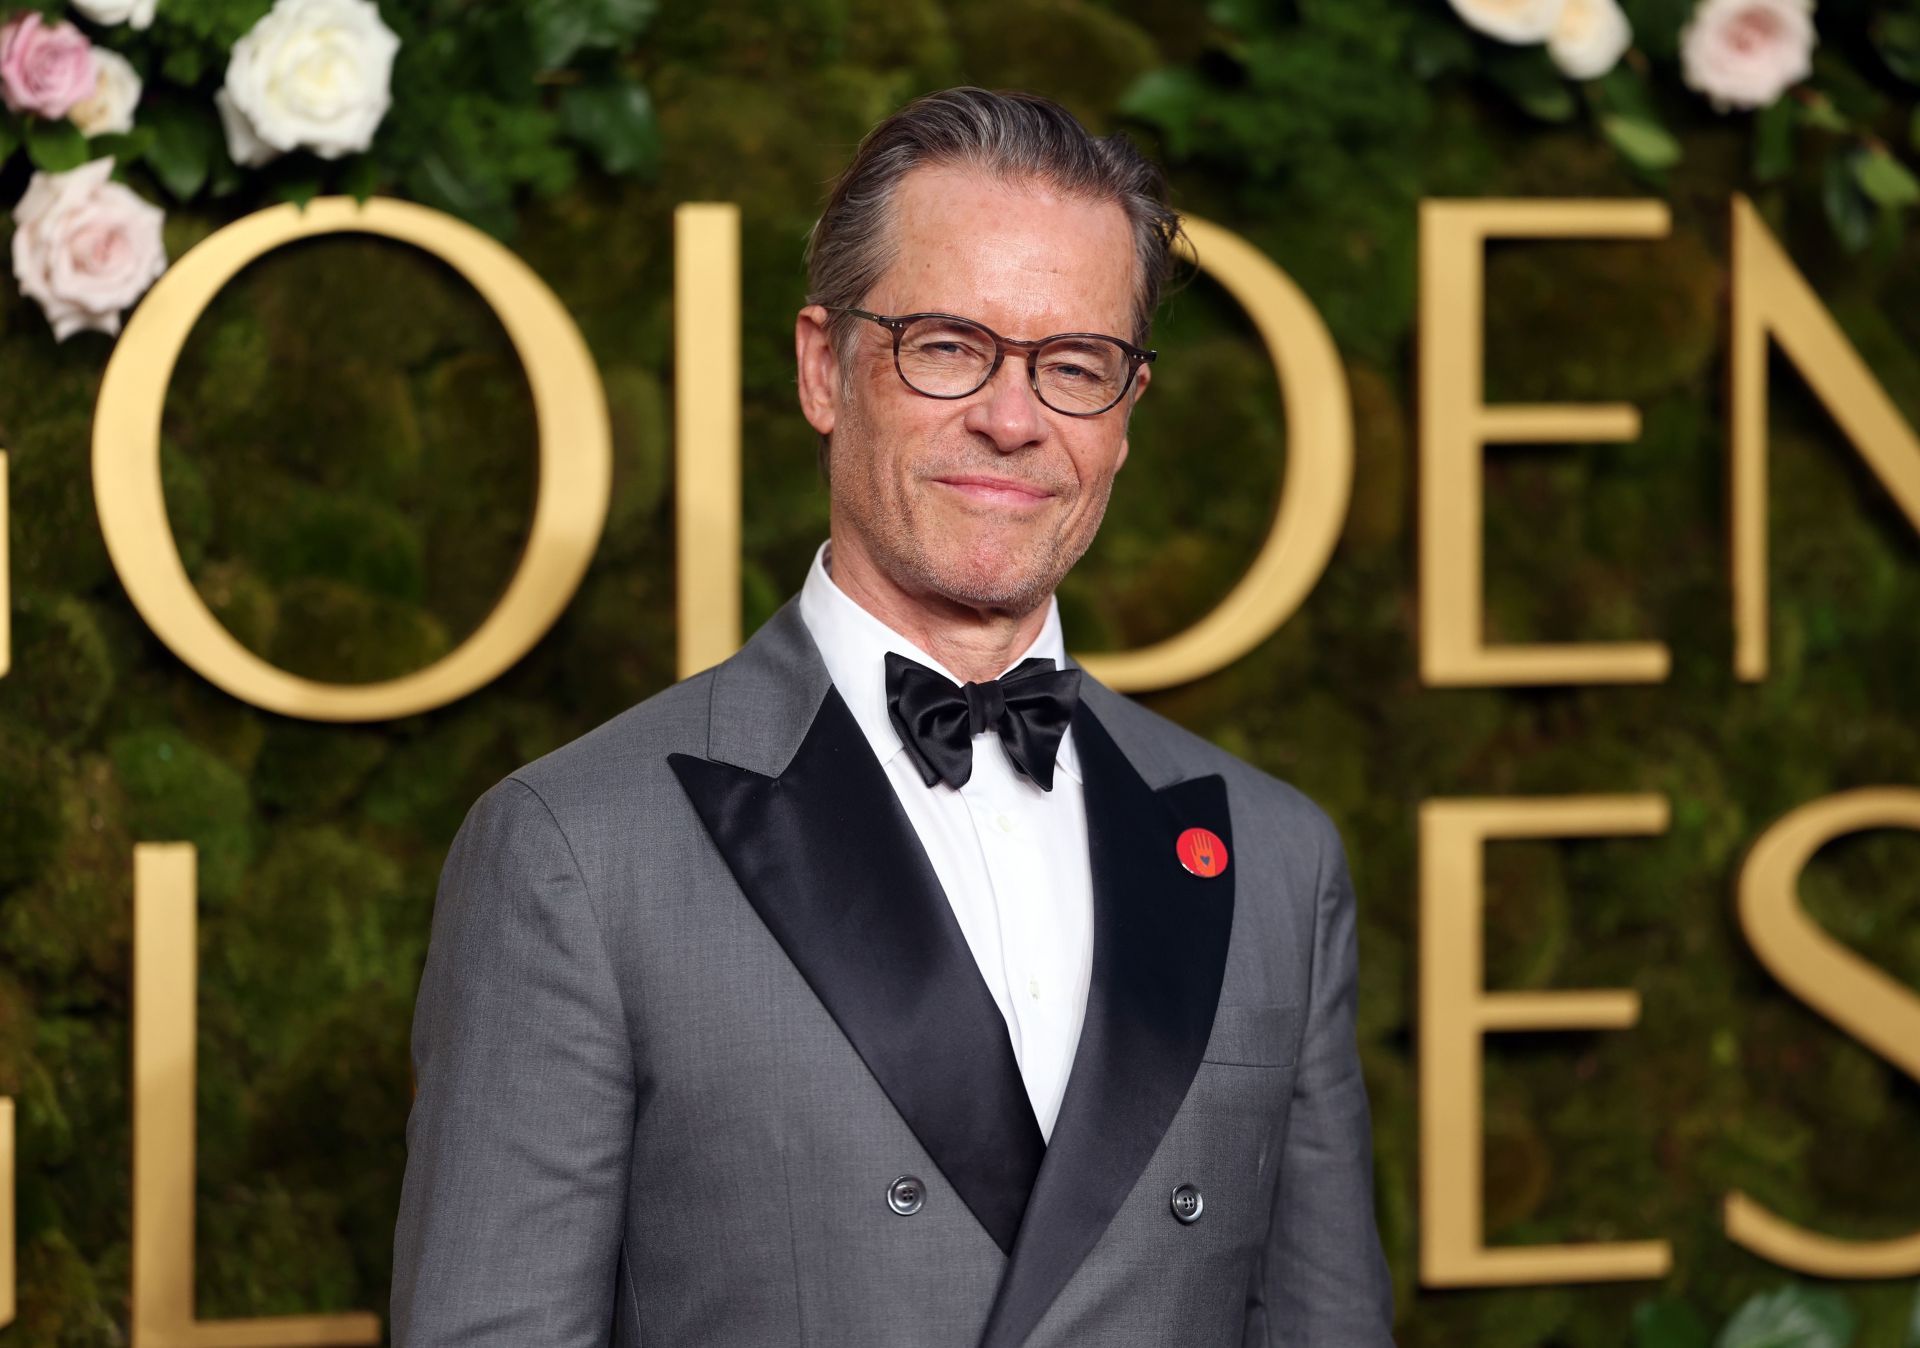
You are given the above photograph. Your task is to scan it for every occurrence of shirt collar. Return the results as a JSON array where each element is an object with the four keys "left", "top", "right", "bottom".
[{"left": 796, "top": 539, "right": 1080, "bottom": 787}]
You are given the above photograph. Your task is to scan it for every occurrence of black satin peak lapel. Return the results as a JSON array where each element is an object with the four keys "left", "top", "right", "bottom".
[
  {"left": 668, "top": 687, "right": 1046, "bottom": 1255},
  {"left": 975, "top": 699, "right": 1236, "bottom": 1348}
]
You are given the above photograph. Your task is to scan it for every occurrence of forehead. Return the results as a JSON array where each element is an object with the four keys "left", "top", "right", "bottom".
[{"left": 871, "top": 163, "right": 1137, "bottom": 337}]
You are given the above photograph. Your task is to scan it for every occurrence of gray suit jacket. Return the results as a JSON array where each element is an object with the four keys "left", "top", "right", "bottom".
[{"left": 390, "top": 596, "right": 1395, "bottom": 1346}]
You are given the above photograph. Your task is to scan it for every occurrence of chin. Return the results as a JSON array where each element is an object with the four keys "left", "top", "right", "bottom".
[{"left": 917, "top": 531, "right": 1063, "bottom": 613}]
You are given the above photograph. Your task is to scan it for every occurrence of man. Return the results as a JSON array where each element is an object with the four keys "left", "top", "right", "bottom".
[{"left": 391, "top": 86, "right": 1395, "bottom": 1347}]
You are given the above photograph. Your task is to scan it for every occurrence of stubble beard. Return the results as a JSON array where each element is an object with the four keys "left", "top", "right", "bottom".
[{"left": 830, "top": 406, "right": 1114, "bottom": 619}]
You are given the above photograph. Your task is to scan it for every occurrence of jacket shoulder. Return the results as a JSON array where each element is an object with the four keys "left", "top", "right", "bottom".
[
  {"left": 1079, "top": 676, "right": 1342, "bottom": 851},
  {"left": 483, "top": 668, "right": 717, "bottom": 826}
]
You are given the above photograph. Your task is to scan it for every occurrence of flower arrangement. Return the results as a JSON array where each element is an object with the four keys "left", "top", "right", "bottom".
[
  {"left": 0, "top": 0, "right": 658, "bottom": 343},
  {"left": 1437, "top": 0, "right": 1916, "bottom": 242},
  {"left": 0, "top": 0, "right": 399, "bottom": 340},
  {"left": 1675, "top": 0, "right": 1817, "bottom": 110},
  {"left": 1122, "top": 0, "right": 1919, "bottom": 259},
  {"left": 1444, "top": 0, "right": 1821, "bottom": 141},
  {"left": 213, "top": 0, "right": 399, "bottom": 168},
  {"left": 11, "top": 152, "right": 164, "bottom": 338}
]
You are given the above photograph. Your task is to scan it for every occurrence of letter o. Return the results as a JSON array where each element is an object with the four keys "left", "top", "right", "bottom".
[
  {"left": 92, "top": 195, "right": 611, "bottom": 721},
  {"left": 1076, "top": 215, "right": 1353, "bottom": 691}
]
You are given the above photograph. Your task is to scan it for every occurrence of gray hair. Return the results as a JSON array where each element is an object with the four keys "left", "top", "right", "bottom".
[{"left": 802, "top": 86, "right": 1186, "bottom": 473}]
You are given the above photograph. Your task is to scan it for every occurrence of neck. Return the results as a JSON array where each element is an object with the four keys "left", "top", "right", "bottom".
[{"left": 826, "top": 533, "right": 1051, "bottom": 685}]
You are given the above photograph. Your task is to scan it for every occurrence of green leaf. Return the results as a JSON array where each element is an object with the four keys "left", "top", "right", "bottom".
[
  {"left": 1579, "top": 63, "right": 1683, "bottom": 179},
  {"left": 87, "top": 125, "right": 159, "bottom": 165},
  {"left": 1715, "top": 1285, "right": 1854, "bottom": 1348},
  {"left": 1811, "top": 49, "right": 1884, "bottom": 125},
  {"left": 1801, "top": 93, "right": 1850, "bottom": 133},
  {"left": 145, "top": 102, "right": 221, "bottom": 200},
  {"left": 1591, "top": 64, "right": 1682, "bottom": 170},
  {"left": 1823, "top": 146, "right": 1875, "bottom": 251},
  {"left": 273, "top": 176, "right": 320, "bottom": 209},
  {"left": 340, "top": 153, "right": 380, "bottom": 203},
  {"left": 1205, "top": 0, "right": 1263, "bottom": 28},
  {"left": 526, "top": 0, "right": 657, "bottom": 70},
  {"left": 0, "top": 118, "right": 19, "bottom": 167},
  {"left": 1876, "top": 11, "right": 1920, "bottom": 84},
  {"left": 1598, "top": 64, "right": 1661, "bottom": 119},
  {"left": 1853, "top": 147, "right": 1920, "bottom": 207},
  {"left": 159, "top": 43, "right": 204, "bottom": 86},
  {"left": 1487, "top": 47, "right": 1578, "bottom": 122},
  {"left": 1903, "top": 1282, "right": 1920, "bottom": 1348},
  {"left": 207, "top": 154, "right": 245, "bottom": 198},
  {"left": 1619, "top": 0, "right": 1693, "bottom": 63},
  {"left": 24, "top": 117, "right": 89, "bottom": 172},
  {"left": 558, "top": 78, "right": 658, "bottom": 176},
  {"left": 1753, "top": 96, "right": 1796, "bottom": 182},
  {"left": 1405, "top": 11, "right": 1476, "bottom": 81},
  {"left": 1117, "top": 68, "right": 1212, "bottom": 160},
  {"left": 403, "top": 147, "right": 518, "bottom": 240},
  {"left": 1601, "top": 111, "right": 1683, "bottom": 170},
  {"left": 1636, "top": 1299, "right": 1712, "bottom": 1348}
]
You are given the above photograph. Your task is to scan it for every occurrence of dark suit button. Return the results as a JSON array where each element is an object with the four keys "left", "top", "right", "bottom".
[
  {"left": 887, "top": 1174, "right": 925, "bottom": 1215},
  {"left": 1170, "top": 1183, "right": 1204, "bottom": 1224}
]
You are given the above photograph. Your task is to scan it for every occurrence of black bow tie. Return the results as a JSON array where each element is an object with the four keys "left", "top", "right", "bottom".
[{"left": 883, "top": 651, "right": 1081, "bottom": 791}]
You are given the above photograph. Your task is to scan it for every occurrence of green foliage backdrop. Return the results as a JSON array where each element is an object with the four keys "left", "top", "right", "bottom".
[{"left": 1, "top": 0, "right": 1918, "bottom": 1342}]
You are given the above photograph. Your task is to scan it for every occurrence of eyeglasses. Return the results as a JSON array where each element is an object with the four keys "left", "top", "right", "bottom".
[{"left": 825, "top": 306, "right": 1155, "bottom": 417}]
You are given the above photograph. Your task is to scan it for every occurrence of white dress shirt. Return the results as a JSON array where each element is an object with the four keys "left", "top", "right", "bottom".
[{"left": 796, "top": 540, "right": 1093, "bottom": 1141}]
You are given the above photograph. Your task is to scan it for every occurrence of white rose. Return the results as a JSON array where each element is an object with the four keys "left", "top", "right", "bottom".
[
  {"left": 215, "top": 84, "right": 281, "bottom": 167},
  {"left": 68, "top": 46, "right": 141, "bottom": 135},
  {"left": 220, "top": 0, "right": 399, "bottom": 161},
  {"left": 1680, "top": 0, "right": 1817, "bottom": 111},
  {"left": 10, "top": 156, "right": 167, "bottom": 340},
  {"left": 1549, "top": 0, "right": 1634, "bottom": 79},
  {"left": 1447, "top": 0, "right": 1567, "bottom": 44},
  {"left": 71, "top": 0, "right": 157, "bottom": 30}
]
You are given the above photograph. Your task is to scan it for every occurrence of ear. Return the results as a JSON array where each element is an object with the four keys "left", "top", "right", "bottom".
[
  {"left": 796, "top": 304, "right": 840, "bottom": 438},
  {"left": 1115, "top": 362, "right": 1150, "bottom": 472}
]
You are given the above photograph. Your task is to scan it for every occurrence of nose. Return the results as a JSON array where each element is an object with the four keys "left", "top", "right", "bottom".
[{"left": 961, "top": 353, "right": 1047, "bottom": 454}]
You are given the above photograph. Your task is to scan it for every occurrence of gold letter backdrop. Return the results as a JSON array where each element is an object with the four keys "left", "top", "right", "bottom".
[
  {"left": 92, "top": 195, "right": 612, "bottom": 721},
  {"left": 1729, "top": 789, "right": 1920, "bottom": 1276},
  {"left": 3, "top": 177, "right": 1914, "bottom": 1338}
]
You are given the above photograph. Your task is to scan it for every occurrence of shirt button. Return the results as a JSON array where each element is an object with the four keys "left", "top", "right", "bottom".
[
  {"left": 996, "top": 813, "right": 1015, "bottom": 833},
  {"left": 1028, "top": 977, "right": 1041, "bottom": 1000}
]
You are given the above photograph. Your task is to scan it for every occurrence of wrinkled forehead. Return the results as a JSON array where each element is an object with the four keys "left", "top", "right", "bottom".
[{"left": 870, "top": 164, "right": 1138, "bottom": 338}]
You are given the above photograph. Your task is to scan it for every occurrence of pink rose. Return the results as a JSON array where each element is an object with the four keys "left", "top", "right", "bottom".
[
  {"left": 0, "top": 11, "right": 98, "bottom": 119},
  {"left": 1680, "top": 0, "right": 1816, "bottom": 112},
  {"left": 11, "top": 157, "right": 168, "bottom": 341}
]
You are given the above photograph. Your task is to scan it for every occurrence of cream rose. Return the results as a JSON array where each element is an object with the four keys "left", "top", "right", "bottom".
[
  {"left": 219, "top": 0, "right": 400, "bottom": 161},
  {"left": 1447, "top": 0, "right": 1567, "bottom": 44},
  {"left": 69, "top": 47, "right": 142, "bottom": 136},
  {"left": 71, "top": 0, "right": 159, "bottom": 31},
  {"left": 1680, "top": 0, "right": 1817, "bottom": 111},
  {"left": 1549, "top": 0, "right": 1634, "bottom": 78},
  {"left": 10, "top": 157, "right": 167, "bottom": 341}
]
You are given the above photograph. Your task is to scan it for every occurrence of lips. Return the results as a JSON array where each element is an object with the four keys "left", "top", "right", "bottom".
[{"left": 932, "top": 474, "right": 1054, "bottom": 505}]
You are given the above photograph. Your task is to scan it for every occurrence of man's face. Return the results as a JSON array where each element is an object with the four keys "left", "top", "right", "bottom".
[{"left": 798, "top": 164, "right": 1150, "bottom": 617}]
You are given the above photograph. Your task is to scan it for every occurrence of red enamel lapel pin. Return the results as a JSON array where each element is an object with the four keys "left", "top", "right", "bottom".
[{"left": 1175, "top": 826, "right": 1228, "bottom": 878}]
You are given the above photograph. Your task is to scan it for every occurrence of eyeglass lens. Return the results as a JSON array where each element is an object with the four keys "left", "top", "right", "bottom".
[{"left": 896, "top": 316, "right": 1131, "bottom": 413}]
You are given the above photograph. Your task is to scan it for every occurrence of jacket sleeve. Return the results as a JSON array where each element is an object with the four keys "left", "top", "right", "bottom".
[
  {"left": 1249, "top": 806, "right": 1396, "bottom": 1346},
  {"left": 391, "top": 775, "right": 637, "bottom": 1346}
]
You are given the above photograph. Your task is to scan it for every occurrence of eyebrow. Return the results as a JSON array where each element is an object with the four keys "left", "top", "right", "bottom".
[{"left": 904, "top": 310, "right": 1130, "bottom": 340}]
